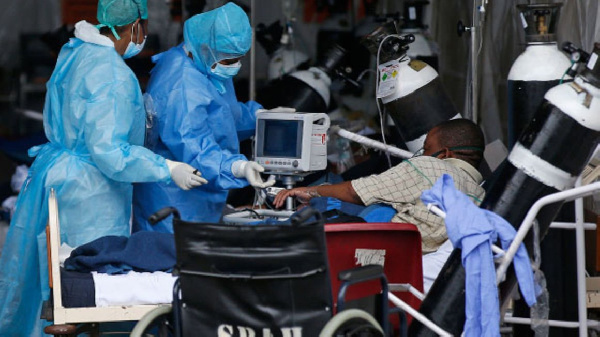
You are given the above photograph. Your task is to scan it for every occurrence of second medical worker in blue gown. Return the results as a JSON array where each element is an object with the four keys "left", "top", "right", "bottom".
[
  {"left": 133, "top": 3, "right": 274, "bottom": 231},
  {"left": 0, "top": 0, "right": 207, "bottom": 334}
]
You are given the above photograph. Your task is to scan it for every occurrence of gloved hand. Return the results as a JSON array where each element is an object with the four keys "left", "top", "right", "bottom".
[
  {"left": 231, "top": 160, "right": 276, "bottom": 189},
  {"left": 255, "top": 107, "right": 296, "bottom": 115},
  {"left": 166, "top": 159, "right": 208, "bottom": 190}
]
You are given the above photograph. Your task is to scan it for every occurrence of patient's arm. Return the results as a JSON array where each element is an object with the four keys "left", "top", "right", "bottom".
[{"left": 273, "top": 181, "right": 363, "bottom": 208}]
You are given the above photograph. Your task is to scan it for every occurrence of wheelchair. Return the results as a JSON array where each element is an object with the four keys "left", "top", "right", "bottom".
[{"left": 131, "top": 207, "right": 407, "bottom": 337}]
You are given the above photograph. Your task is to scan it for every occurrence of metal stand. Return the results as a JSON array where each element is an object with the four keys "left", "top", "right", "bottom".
[{"left": 221, "top": 171, "right": 312, "bottom": 224}]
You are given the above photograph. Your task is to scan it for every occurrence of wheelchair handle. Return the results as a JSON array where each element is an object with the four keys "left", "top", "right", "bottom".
[
  {"left": 148, "top": 207, "right": 180, "bottom": 224},
  {"left": 289, "top": 206, "right": 323, "bottom": 226}
]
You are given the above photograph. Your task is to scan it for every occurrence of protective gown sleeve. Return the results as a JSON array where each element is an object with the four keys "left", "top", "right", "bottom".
[
  {"left": 84, "top": 79, "right": 171, "bottom": 182},
  {"left": 235, "top": 100, "right": 261, "bottom": 141},
  {"left": 222, "top": 79, "right": 261, "bottom": 141},
  {"left": 156, "top": 73, "right": 248, "bottom": 191}
]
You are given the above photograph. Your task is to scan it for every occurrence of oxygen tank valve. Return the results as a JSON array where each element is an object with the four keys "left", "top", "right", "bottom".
[
  {"left": 562, "top": 41, "right": 591, "bottom": 78},
  {"left": 397, "top": 33, "right": 416, "bottom": 46}
]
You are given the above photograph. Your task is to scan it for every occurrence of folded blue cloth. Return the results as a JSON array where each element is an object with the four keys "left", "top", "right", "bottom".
[
  {"left": 309, "top": 196, "right": 366, "bottom": 216},
  {"left": 359, "top": 204, "right": 396, "bottom": 222},
  {"left": 421, "top": 174, "right": 536, "bottom": 337},
  {"left": 64, "top": 231, "right": 176, "bottom": 274}
]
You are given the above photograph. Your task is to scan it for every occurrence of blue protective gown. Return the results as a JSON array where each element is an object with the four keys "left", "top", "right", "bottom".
[
  {"left": 0, "top": 34, "right": 171, "bottom": 335},
  {"left": 132, "top": 45, "right": 261, "bottom": 231}
]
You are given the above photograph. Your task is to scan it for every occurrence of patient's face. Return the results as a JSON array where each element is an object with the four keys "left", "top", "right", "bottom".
[{"left": 422, "top": 127, "right": 443, "bottom": 157}]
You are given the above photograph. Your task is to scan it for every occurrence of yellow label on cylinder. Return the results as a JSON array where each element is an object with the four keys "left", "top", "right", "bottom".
[{"left": 409, "top": 59, "right": 427, "bottom": 72}]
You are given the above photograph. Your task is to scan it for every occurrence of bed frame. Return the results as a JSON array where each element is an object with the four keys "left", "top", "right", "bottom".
[{"left": 44, "top": 188, "right": 170, "bottom": 335}]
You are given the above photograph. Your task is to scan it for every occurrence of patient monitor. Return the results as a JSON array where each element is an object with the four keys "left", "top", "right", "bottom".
[
  {"left": 223, "top": 111, "right": 330, "bottom": 223},
  {"left": 254, "top": 110, "right": 330, "bottom": 173}
]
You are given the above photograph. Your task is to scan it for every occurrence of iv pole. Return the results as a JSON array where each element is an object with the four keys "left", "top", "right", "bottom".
[
  {"left": 470, "top": 0, "right": 479, "bottom": 124},
  {"left": 249, "top": 0, "right": 256, "bottom": 101},
  {"left": 460, "top": 0, "right": 487, "bottom": 124}
]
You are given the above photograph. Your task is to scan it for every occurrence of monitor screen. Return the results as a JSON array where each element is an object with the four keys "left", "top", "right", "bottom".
[{"left": 258, "top": 119, "right": 303, "bottom": 158}]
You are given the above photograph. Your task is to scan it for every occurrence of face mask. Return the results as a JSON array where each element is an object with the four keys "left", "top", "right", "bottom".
[
  {"left": 210, "top": 61, "right": 242, "bottom": 80},
  {"left": 122, "top": 23, "right": 146, "bottom": 59}
]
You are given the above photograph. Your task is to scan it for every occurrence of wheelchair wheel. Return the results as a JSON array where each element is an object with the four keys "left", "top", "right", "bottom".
[
  {"left": 130, "top": 305, "right": 174, "bottom": 337},
  {"left": 319, "top": 309, "right": 385, "bottom": 337}
]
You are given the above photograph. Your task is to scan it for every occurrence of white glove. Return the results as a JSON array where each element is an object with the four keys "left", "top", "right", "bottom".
[
  {"left": 255, "top": 107, "right": 296, "bottom": 116},
  {"left": 166, "top": 159, "right": 208, "bottom": 190},
  {"left": 231, "top": 160, "right": 276, "bottom": 189}
]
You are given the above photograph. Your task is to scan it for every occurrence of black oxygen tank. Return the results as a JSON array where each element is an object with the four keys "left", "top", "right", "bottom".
[
  {"left": 408, "top": 43, "right": 600, "bottom": 336},
  {"left": 256, "top": 44, "right": 346, "bottom": 113},
  {"left": 507, "top": 3, "right": 569, "bottom": 149},
  {"left": 361, "top": 20, "right": 459, "bottom": 152},
  {"left": 506, "top": 5, "right": 576, "bottom": 337}
]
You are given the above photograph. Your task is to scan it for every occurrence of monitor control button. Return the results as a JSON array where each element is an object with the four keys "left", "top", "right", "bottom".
[{"left": 292, "top": 160, "right": 298, "bottom": 167}]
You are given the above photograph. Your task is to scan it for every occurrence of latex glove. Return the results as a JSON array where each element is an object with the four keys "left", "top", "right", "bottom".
[
  {"left": 255, "top": 107, "right": 296, "bottom": 116},
  {"left": 166, "top": 159, "right": 208, "bottom": 190},
  {"left": 231, "top": 160, "right": 276, "bottom": 189}
]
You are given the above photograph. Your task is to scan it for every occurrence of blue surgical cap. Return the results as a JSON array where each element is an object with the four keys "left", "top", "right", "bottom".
[
  {"left": 97, "top": 0, "right": 148, "bottom": 40},
  {"left": 183, "top": 2, "right": 252, "bottom": 74}
]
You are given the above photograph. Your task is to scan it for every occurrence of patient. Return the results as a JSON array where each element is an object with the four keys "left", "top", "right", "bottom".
[{"left": 274, "top": 118, "right": 486, "bottom": 255}]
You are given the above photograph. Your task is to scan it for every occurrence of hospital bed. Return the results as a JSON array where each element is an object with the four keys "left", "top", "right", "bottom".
[
  {"left": 43, "top": 189, "right": 172, "bottom": 336},
  {"left": 43, "top": 188, "right": 426, "bottom": 336}
]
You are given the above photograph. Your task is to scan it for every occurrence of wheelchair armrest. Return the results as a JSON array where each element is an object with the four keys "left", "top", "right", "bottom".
[
  {"left": 148, "top": 207, "right": 180, "bottom": 224},
  {"left": 338, "top": 265, "right": 384, "bottom": 283},
  {"left": 337, "top": 265, "right": 390, "bottom": 337}
]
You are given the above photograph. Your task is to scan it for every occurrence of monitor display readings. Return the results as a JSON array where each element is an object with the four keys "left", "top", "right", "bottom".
[{"left": 258, "top": 119, "right": 303, "bottom": 158}]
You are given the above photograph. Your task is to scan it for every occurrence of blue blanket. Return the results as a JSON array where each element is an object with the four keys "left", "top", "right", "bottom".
[{"left": 64, "top": 231, "right": 176, "bottom": 274}]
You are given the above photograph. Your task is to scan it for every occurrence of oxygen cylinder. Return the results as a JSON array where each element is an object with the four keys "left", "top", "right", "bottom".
[
  {"left": 267, "top": 48, "right": 309, "bottom": 80},
  {"left": 256, "top": 44, "right": 346, "bottom": 113},
  {"left": 256, "top": 20, "right": 311, "bottom": 81},
  {"left": 507, "top": 3, "right": 570, "bottom": 149},
  {"left": 408, "top": 43, "right": 600, "bottom": 336},
  {"left": 361, "top": 21, "right": 460, "bottom": 152},
  {"left": 400, "top": 0, "right": 438, "bottom": 70}
]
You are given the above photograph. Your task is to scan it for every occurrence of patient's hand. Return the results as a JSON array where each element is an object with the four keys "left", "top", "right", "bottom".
[{"left": 273, "top": 187, "right": 319, "bottom": 208}]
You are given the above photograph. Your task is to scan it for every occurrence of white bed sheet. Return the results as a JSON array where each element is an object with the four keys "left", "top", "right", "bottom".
[{"left": 92, "top": 271, "right": 176, "bottom": 307}]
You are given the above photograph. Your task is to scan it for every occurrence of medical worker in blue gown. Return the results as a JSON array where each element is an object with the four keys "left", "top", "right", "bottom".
[
  {"left": 0, "top": 0, "right": 207, "bottom": 334},
  {"left": 133, "top": 3, "right": 274, "bottom": 232}
]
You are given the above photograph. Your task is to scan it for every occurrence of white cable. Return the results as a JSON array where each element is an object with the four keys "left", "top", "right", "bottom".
[
  {"left": 375, "top": 34, "right": 407, "bottom": 168},
  {"left": 331, "top": 126, "right": 413, "bottom": 159}
]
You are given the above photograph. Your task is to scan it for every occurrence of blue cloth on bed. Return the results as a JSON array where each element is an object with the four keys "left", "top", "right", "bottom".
[
  {"left": 245, "top": 198, "right": 395, "bottom": 225},
  {"left": 60, "top": 268, "right": 95, "bottom": 307},
  {"left": 359, "top": 204, "right": 396, "bottom": 222},
  {"left": 310, "top": 197, "right": 396, "bottom": 222},
  {"left": 309, "top": 196, "right": 366, "bottom": 216},
  {"left": 64, "top": 231, "right": 176, "bottom": 274}
]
